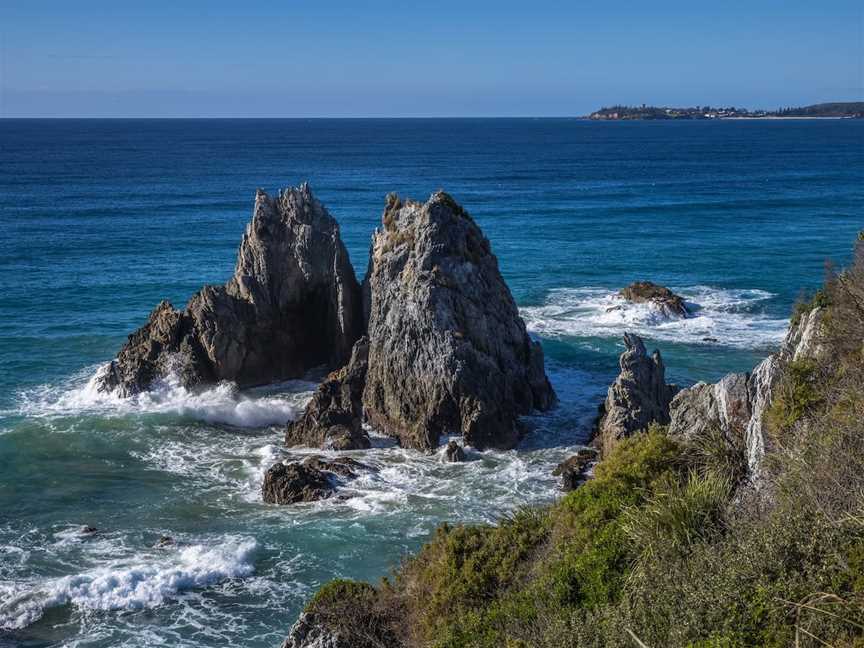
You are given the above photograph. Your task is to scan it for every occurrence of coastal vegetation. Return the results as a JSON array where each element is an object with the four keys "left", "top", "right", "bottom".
[{"left": 289, "top": 235, "right": 864, "bottom": 647}]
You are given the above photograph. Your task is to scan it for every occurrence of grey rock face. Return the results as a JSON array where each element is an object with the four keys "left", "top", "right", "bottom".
[
  {"left": 596, "top": 333, "right": 678, "bottom": 454},
  {"left": 360, "top": 192, "right": 555, "bottom": 451},
  {"left": 261, "top": 456, "right": 372, "bottom": 505},
  {"left": 285, "top": 338, "right": 371, "bottom": 451},
  {"left": 98, "top": 184, "right": 362, "bottom": 396},
  {"left": 281, "top": 612, "right": 344, "bottom": 648},
  {"left": 668, "top": 306, "right": 823, "bottom": 479},
  {"left": 668, "top": 372, "right": 751, "bottom": 446}
]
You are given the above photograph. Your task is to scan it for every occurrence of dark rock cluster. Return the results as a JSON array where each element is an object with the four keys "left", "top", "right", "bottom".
[{"left": 261, "top": 456, "right": 373, "bottom": 505}]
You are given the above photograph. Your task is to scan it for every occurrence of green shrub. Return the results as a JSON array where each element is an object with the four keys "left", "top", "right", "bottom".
[
  {"left": 765, "top": 358, "right": 822, "bottom": 437},
  {"left": 622, "top": 470, "right": 730, "bottom": 565}
]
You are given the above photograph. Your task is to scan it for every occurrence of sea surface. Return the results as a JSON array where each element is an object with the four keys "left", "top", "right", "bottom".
[{"left": 1, "top": 118, "right": 862, "bottom": 647}]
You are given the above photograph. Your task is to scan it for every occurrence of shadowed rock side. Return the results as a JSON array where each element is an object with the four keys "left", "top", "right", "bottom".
[
  {"left": 97, "top": 184, "right": 362, "bottom": 395},
  {"left": 595, "top": 333, "right": 678, "bottom": 455},
  {"left": 620, "top": 280, "right": 688, "bottom": 317},
  {"left": 284, "top": 338, "right": 371, "bottom": 451},
  {"left": 361, "top": 192, "right": 556, "bottom": 451}
]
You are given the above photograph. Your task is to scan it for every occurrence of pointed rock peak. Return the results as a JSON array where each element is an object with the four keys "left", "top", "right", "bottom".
[
  {"left": 363, "top": 189, "right": 555, "bottom": 451},
  {"left": 98, "top": 182, "right": 362, "bottom": 396},
  {"left": 596, "top": 333, "right": 678, "bottom": 456},
  {"left": 623, "top": 332, "right": 648, "bottom": 355}
]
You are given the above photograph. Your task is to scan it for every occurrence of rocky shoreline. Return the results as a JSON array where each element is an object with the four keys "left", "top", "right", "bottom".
[
  {"left": 96, "top": 182, "right": 838, "bottom": 647},
  {"left": 100, "top": 184, "right": 556, "bottom": 504}
]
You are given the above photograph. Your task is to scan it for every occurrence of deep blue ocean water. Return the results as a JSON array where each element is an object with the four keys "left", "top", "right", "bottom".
[{"left": 1, "top": 118, "right": 862, "bottom": 647}]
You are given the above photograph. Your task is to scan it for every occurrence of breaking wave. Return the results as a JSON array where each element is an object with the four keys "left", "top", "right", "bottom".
[
  {"left": 13, "top": 364, "right": 315, "bottom": 428},
  {"left": 521, "top": 285, "right": 788, "bottom": 348},
  {"left": 0, "top": 536, "right": 257, "bottom": 630}
]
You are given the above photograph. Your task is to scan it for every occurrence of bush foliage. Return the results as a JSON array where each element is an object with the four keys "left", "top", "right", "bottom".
[{"left": 301, "top": 239, "right": 864, "bottom": 647}]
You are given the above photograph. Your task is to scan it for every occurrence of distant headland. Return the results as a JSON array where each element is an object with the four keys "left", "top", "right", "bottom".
[{"left": 587, "top": 101, "right": 864, "bottom": 120}]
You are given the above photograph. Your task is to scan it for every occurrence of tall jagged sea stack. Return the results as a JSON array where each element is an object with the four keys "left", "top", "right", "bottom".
[{"left": 97, "top": 184, "right": 362, "bottom": 396}]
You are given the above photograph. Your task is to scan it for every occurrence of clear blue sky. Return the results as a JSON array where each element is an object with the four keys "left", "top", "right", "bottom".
[{"left": 1, "top": 0, "right": 862, "bottom": 117}]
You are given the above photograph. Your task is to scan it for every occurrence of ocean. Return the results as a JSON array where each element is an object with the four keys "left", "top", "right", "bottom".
[{"left": 1, "top": 118, "right": 862, "bottom": 647}]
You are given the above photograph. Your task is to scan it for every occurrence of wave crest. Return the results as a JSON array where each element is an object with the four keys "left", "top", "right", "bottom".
[
  {"left": 521, "top": 285, "right": 788, "bottom": 348},
  {"left": 13, "top": 365, "right": 314, "bottom": 428},
  {"left": 0, "top": 536, "right": 257, "bottom": 630}
]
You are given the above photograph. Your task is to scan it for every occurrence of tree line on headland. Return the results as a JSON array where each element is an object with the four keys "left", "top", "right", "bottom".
[{"left": 588, "top": 101, "right": 864, "bottom": 119}]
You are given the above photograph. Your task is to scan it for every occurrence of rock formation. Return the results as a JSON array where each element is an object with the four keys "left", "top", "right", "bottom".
[
  {"left": 360, "top": 192, "right": 556, "bottom": 451},
  {"left": 668, "top": 306, "right": 825, "bottom": 478},
  {"left": 284, "top": 338, "right": 371, "bottom": 451},
  {"left": 444, "top": 441, "right": 466, "bottom": 462},
  {"left": 620, "top": 281, "right": 688, "bottom": 317},
  {"left": 553, "top": 448, "right": 598, "bottom": 491},
  {"left": 281, "top": 612, "right": 343, "bottom": 648},
  {"left": 97, "top": 184, "right": 362, "bottom": 396},
  {"left": 595, "top": 333, "right": 678, "bottom": 454},
  {"left": 261, "top": 456, "right": 372, "bottom": 505}
]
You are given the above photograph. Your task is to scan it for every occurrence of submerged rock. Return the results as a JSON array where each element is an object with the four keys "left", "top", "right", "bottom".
[
  {"left": 596, "top": 333, "right": 678, "bottom": 454},
  {"left": 261, "top": 456, "right": 373, "bottom": 505},
  {"left": 444, "top": 441, "right": 466, "bottom": 462},
  {"left": 620, "top": 281, "right": 688, "bottom": 317},
  {"left": 361, "top": 192, "right": 556, "bottom": 451},
  {"left": 97, "top": 184, "right": 362, "bottom": 396},
  {"left": 285, "top": 338, "right": 371, "bottom": 451},
  {"left": 553, "top": 448, "right": 598, "bottom": 491}
]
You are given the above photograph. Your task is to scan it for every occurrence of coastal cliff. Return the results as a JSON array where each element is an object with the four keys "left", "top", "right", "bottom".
[{"left": 281, "top": 235, "right": 864, "bottom": 647}]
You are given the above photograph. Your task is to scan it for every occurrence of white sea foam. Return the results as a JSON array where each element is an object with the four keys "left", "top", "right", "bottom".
[
  {"left": 0, "top": 536, "right": 257, "bottom": 630},
  {"left": 521, "top": 285, "right": 788, "bottom": 348},
  {"left": 14, "top": 364, "right": 314, "bottom": 428}
]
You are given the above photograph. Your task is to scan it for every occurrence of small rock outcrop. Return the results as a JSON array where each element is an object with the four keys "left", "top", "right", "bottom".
[
  {"left": 620, "top": 281, "right": 688, "bottom": 317},
  {"left": 261, "top": 456, "right": 372, "bottom": 505},
  {"left": 281, "top": 612, "right": 344, "bottom": 648},
  {"left": 285, "top": 338, "right": 371, "bottom": 451},
  {"left": 444, "top": 441, "right": 466, "bottom": 462},
  {"left": 668, "top": 372, "right": 752, "bottom": 445},
  {"left": 553, "top": 448, "right": 598, "bottom": 491},
  {"left": 361, "top": 192, "right": 556, "bottom": 451},
  {"left": 595, "top": 333, "right": 678, "bottom": 454},
  {"left": 97, "top": 184, "right": 362, "bottom": 396}
]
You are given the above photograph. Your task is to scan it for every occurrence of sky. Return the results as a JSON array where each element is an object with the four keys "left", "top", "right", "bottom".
[{"left": 1, "top": 0, "right": 862, "bottom": 117}]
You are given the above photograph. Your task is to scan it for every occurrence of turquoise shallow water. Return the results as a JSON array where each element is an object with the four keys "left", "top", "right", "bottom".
[{"left": 1, "top": 118, "right": 862, "bottom": 647}]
